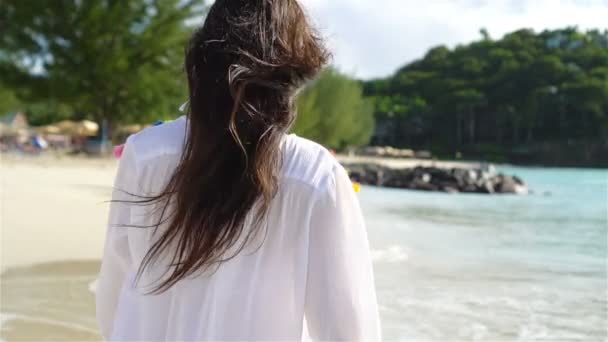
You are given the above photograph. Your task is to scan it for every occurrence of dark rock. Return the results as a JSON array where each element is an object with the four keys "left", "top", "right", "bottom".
[
  {"left": 411, "top": 179, "right": 438, "bottom": 191},
  {"left": 343, "top": 161, "right": 527, "bottom": 195},
  {"left": 495, "top": 175, "right": 528, "bottom": 194},
  {"left": 462, "top": 184, "right": 478, "bottom": 193},
  {"left": 478, "top": 180, "right": 495, "bottom": 194},
  {"left": 421, "top": 173, "right": 431, "bottom": 183},
  {"left": 467, "top": 169, "right": 478, "bottom": 182}
]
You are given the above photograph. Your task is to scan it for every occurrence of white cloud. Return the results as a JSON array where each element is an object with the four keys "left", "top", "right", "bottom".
[{"left": 299, "top": 0, "right": 608, "bottom": 79}]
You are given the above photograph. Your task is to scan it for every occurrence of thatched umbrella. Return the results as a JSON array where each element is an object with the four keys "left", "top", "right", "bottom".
[
  {"left": 55, "top": 120, "right": 77, "bottom": 134},
  {"left": 77, "top": 120, "right": 99, "bottom": 136},
  {"left": 54, "top": 120, "right": 99, "bottom": 136},
  {"left": 36, "top": 125, "right": 62, "bottom": 135}
]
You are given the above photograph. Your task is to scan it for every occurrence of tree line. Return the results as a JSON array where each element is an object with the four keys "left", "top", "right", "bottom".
[
  {"left": 364, "top": 28, "right": 608, "bottom": 161},
  {"left": 1, "top": 0, "right": 606, "bottom": 163}
]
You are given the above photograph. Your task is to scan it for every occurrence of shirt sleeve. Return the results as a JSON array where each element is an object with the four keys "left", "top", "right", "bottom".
[
  {"left": 96, "top": 140, "right": 137, "bottom": 339},
  {"left": 304, "top": 165, "right": 381, "bottom": 341}
]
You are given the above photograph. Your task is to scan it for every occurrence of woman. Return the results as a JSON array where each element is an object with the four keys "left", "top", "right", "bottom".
[{"left": 96, "top": 0, "right": 380, "bottom": 340}]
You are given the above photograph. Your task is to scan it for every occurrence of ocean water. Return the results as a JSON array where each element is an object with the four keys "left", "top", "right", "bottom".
[
  {"left": 1, "top": 166, "right": 605, "bottom": 341},
  {"left": 365, "top": 166, "right": 607, "bottom": 341}
]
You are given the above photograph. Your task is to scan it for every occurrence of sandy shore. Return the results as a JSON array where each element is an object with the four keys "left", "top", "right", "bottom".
[
  {"left": 1, "top": 261, "right": 101, "bottom": 341},
  {"left": 1, "top": 154, "right": 117, "bottom": 272},
  {"left": 0, "top": 152, "right": 478, "bottom": 340},
  {"left": 1, "top": 154, "right": 118, "bottom": 341},
  {"left": 336, "top": 155, "right": 481, "bottom": 169}
]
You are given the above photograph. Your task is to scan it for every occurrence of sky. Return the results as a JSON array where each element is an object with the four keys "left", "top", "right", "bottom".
[{"left": 298, "top": 0, "right": 608, "bottom": 79}]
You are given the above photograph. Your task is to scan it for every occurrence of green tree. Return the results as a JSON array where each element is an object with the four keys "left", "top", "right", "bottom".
[
  {"left": 0, "top": 0, "right": 205, "bottom": 128},
  {"left": 364, "top": 27, "right": 608, "bottom": 162},
  {"left": 0, "top": 86, "right": 20, "bottom": 117},
  {"left": 293, "top": 68, "right": 375, "bottom": 149}
]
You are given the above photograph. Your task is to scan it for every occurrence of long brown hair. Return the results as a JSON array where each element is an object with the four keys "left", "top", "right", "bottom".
[{"left": 135, "top": 0, "right": 328, "bottom": 293}]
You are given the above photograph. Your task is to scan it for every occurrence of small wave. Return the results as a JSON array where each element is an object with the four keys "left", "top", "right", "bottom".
[
  {"left": 1, "top": 260, "right": 101, "bottom": 340},
  {"left": 0, "top": 313, "right": 19, "bottom": 325},
  {"left": 372, "top": 246, "right": 408, "bottom": 263},
  {"left": 0, "top": 312, "right": 20, "bottom": 342},
  {"left": 2, "top": 314, "right": 99, "bottom": 335},
  {"left": 459, "top": 322, "right": 488, "bottom": 341}
]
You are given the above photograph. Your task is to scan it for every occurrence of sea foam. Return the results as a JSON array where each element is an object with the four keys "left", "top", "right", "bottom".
[{"left": 371, "top": 246, "right": 408, "bottom": 263}]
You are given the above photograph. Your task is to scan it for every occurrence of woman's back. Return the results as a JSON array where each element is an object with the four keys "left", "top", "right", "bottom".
[
  {"left": 97, "top": 118, "right": 380, "bottom": 340},
  {"left": 96, "top": 0, "right": 380, "bottom": 340}
]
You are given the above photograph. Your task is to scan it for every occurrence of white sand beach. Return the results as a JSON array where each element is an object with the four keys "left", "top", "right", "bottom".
[
  {"left": 1, "top": 154, "right": 118, "bottom": 341},
  {"left": 1, "top": 153, "right": 458, "bottom": 340},
  {"left": 1, "top": 154, "right": 117, "bottom": 272},
  {"left": 0, "top": 152, "right": 480, "bottom": 340},
  {"left": 0, "top": 152, "right": 470, "bottom": 274},
  {"left": 1, "top": 153, "right": 606, "bottom": 341}
]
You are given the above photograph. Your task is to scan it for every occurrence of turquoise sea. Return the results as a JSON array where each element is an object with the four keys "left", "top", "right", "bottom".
[{"left": 364, "top": 166, "right": 607, "bottom": 340}]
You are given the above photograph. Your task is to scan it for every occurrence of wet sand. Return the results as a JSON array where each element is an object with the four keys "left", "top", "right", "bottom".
[
  {"left": 1, "top": 261, "right": 101, "bottom": 341},
  {"left": 1, "top": 154, "right": 117, "bottom": 341}
]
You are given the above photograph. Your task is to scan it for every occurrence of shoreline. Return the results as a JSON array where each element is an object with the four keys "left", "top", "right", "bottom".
[
  {"left": 0, "top": 152, "right": 604, "bottom": 341},
  {"left": 0, "top": 154, "right": 115, "bottom": 273},
  {"left": 0, "top": 152, "right": 118, "bottom": 170},
  {"left": 0, "top": 260, "right": 101, "bottom": 341},
  {"left": 336, "top": 154, "right": 482, "bottom": 170},
  {"left": 0, "top": 151, "right": 472, "bottom": 168},
  {"left": 1, "top": 156, "right": 111, "bottom": 341},
  {"left": 3, "top": 151, "right": 605, "bottom": 170}
]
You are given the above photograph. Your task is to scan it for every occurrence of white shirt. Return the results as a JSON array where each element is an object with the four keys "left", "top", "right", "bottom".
[{"left": 96, "top": 116, "right": 381, "bottom": 341}]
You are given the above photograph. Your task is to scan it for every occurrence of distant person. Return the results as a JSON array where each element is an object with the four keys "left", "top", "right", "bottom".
[
  {"left": 32, "top": 135, "right": 48, "bottom": 150},
  {"left": 96, "top": 0, "right": 380, "bottom": 341}
]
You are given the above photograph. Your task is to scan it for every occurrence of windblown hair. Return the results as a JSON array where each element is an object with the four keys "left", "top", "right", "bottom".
[{"left": 136, "top": 0, "right": 329, "bottom": 293}]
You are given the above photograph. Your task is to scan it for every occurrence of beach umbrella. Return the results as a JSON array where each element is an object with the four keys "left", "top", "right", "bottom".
[
  {"left": 77, "top": 120, "right": 99, "bottom": 136},
  {"left": 36, "top": 125, "right": 62, "bottom": 134},
  {"left": 55, "top": 120, "right": 77, "bottom": 134},
  {"left": 54, "top": 119, "right": 99, "bottom": 136}
]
